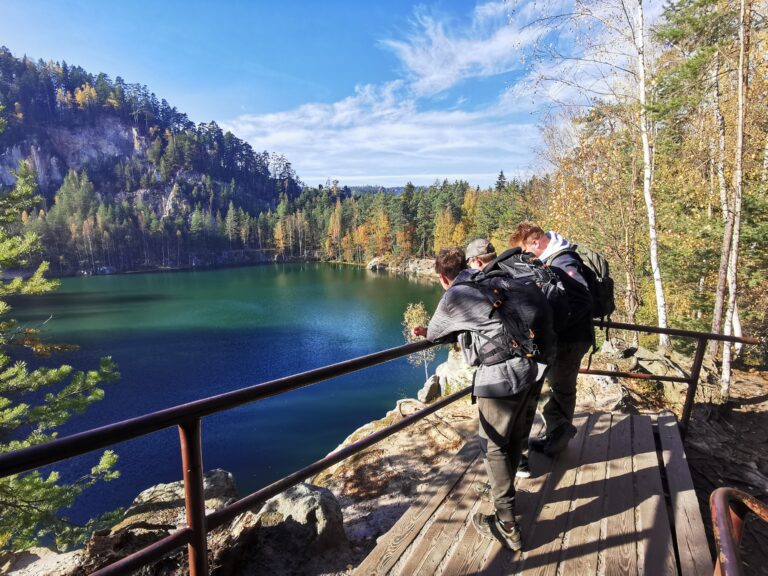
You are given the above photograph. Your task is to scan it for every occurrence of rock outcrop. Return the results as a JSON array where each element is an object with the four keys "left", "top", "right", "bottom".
[
  {"left": 8, "top": 470, "right": 348, "bottom": 576},
  {"left": 0, "top": 116, "right": 135, "bottom": 194},
  {"left": 365, "top": 257, "right": 438, "bottom": 279}
]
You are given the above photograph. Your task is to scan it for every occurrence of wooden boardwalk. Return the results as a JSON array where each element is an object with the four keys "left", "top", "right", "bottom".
[{"left": 354, "top": 412, "right": 712, "bottom": 576}]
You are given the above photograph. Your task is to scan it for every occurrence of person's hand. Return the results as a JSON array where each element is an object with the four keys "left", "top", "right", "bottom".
[{"left": 412, "top": 326, "right": 427, "bottom": 338}]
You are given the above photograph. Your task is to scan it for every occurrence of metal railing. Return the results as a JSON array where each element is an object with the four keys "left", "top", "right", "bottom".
[
  {"left": 0, "top": 321, "right": 759, "bottom": 575},
  {"left": 585, "top": 320, "right": 759, "bottom": 435},
  {"left": 711, "top": 487, "right": 768, "bottom": 576}
]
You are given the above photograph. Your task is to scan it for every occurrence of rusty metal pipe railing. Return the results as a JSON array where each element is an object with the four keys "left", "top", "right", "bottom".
[
  {"left": 90, "top": 528, "right": 193, "bottom": 576},
  {"left": 208, "top": 384, "right": 472, "bottom": 529},
  {"left": 179, "top": 419, "right": 208, "bottom": 576},
  {"left": 587, "top": 321, "right": 758, "bottom": 436},
  {"left": 594, "top": 320, "right": 760, "bottom": 345},
  {"left": 710, "top": 487, "right": 768, "bottom": 576}
]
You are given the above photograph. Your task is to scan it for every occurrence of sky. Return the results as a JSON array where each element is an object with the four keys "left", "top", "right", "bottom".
[{"left": 0, "top": 0, "right": 661, "bottom": 188}]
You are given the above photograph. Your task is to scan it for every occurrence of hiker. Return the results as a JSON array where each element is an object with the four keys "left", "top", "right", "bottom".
[
  {"left": 510, "top": 222, "right": 594, "bottom": 456},
  {"left": 465, "top": 238, "right": 549, "bottom": 479},
  {"left": 412, "top": 246, "right": 552, "bottom": 551}
]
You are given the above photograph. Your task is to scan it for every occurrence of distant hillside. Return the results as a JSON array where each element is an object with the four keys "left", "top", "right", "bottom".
[{"left": 0, "top": 47, "right": 302, "bottom": 273}]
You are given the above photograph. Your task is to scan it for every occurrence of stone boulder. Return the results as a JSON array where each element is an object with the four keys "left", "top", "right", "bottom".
[
  {"left": 403, "top": 258, "right": 439, "bottom": 278},
  {"left": 209, "top": 483, "right": 348, "bottom": 575},
  {"left": 435, "top": 347, "right": 474, "bottom": 395},
  {"left": 367, "top": 257, "right": 387, "bottom": 271},
  {"left": 1, "top": 547, "right": 79, "bottom": 576},
  {"left": 74, "top": 469, "right": 236, "bottom": 575},
  {"left": 71, "top": 471, "right": 347, "bottom": 575},
  {"left": 417, "top": 375, "right": 442, "bottom": 403}
]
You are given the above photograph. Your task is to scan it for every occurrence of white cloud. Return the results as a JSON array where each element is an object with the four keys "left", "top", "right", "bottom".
[
  {"left": 221, "top": 80, "right": 539, "bottom": 187},
  {"left": 380, "top": 5, "right": 541, "bottom": 97}
]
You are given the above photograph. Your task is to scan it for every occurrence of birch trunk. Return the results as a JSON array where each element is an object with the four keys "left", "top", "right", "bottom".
[
  {"left": 708, "top": 52, "right": 733, "bottom": 359},
  {"left": 635, "top": 0, "right": 670, "bottom": 350},
  {"left": 721, "top": 0, "right": 751, "bottom": 399}
]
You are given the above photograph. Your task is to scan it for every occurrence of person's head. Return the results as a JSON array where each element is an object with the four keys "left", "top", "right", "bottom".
[
  {"left": 465, "top": 238, "right": 496, "bottom": 270},
  {"left": 434, "top": 247, "right": 467, "bottom": 289},
  {"left": 510, "top": 221, "right": 548, "bottom": 257}
]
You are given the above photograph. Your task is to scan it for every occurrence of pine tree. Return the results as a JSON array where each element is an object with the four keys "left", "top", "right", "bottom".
[{"left": 0, "top": 160, "right": 121, "bottom": 552}]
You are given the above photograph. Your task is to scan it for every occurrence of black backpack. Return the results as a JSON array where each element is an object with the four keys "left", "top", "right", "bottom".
[
  {"left": 454, "top": 270, "right": 555, "bottom": 365},
  {"left": 485, "top": 247, "right": 572, "bottom": 336},
  {"left": 549, "top": 245, "right": 615, "bottom": 320}
]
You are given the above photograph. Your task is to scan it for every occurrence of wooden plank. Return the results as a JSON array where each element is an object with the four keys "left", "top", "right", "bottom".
[
  {"left": 557, "top": 412, "right": 612, "bottom": 575},
  {"left": 435, "top": 419, "right": 544, "bottom": 576},
  {"left": 632, "top": 415, "right": 677, "bottom": 575},
  {"left": 405, "top": 456, "right": 486, "bottom": 575},
  {"left": 602, "top": 412, "right": 638, "bottom": 576},
  {"left": 481, "top": 412, "right": 589, "bottom": 576},
  {"left": 353, "top": 440, "right": 481, "bottom": 576},
  {"left": 438, "top": 498, "right": 495, "bottom": 575},
  {"left": 656, "top": 412, "right": 713, "bottom": 576}
]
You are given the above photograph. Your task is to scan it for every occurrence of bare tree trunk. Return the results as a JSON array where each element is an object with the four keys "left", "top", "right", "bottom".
[
  {"left": 762, "top": 130, "right": 768, "bottom": 183},
  {"left": 708, "top": 52, "right": 733, "bottom": 359},
  {"left": 635, "top": 0, "right": 670, "bottom": 350},
  {"left": 721, "top": 0, "right": 751, "bottom": 399}
]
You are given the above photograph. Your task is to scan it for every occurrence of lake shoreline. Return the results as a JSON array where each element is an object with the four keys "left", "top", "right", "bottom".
[{"left": 5, "top": 255, "right": 440, "bottom": 282}]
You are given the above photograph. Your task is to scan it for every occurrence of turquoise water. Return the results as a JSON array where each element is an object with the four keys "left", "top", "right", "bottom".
[{"left": 8, "top": 263, "right": 445, "bottom": 522}]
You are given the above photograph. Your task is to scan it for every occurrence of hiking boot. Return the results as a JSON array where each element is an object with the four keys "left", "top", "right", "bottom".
[
  {"left": 473, "top": 481, "right": 492, "bottom": 502},
  {"left": 515, "top": 455, "right": 531, "bottom": 478},
  {"left": 529, "top": 423, "right": 577, "bottom": 456},
  {"left": 472, "top": 512, "right": 522, "bottom": 551}
]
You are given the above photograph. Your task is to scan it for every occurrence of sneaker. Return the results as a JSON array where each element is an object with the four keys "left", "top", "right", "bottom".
[
  {"left": 473, "top": 481, "right": 492, "bottom": 502},
  {"left": 472, "top": 512, "right": 522, "bottom": 551},
  {"left": 529, "top": 423, "right": 577, "bottom": 456},
  {"left": 516, "top": 455, "right": 531, "bottom": 478}
]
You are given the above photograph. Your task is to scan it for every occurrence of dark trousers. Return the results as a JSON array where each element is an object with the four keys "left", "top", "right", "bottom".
[
  {"left": 519, "top": 371, "right": 548, "bottom": 456},
  {"left": 541, "top": 339, "right": 592, "bottom": 432},
  {"left": 477, "top": 383, "right": 537, "bottom": 522}
]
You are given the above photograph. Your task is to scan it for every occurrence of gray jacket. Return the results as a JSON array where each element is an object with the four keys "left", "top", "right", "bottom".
[{"left": 426, "top": 269, "right": 537, "bottom": 398}]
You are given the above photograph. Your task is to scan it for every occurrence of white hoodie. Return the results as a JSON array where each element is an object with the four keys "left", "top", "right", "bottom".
[{"left": 538, "top": 231, "right": 572, "bottom": 262}]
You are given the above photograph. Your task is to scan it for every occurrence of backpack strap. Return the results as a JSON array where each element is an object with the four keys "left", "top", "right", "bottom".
[{"left": 453, "top": 277, "right": 538, "bottom": 361}]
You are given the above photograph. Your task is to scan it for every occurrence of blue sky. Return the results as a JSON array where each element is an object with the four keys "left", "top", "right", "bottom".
[{"left": 0, "top": 1, "right": 659, "bottom": 188}]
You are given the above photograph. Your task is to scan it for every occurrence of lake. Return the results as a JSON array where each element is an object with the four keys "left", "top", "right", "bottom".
[{"left": 8, "top": 263, "right": 445, "bottom": 523}]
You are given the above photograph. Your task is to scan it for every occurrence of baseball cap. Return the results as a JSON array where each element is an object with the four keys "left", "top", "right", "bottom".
[{"left": 465, "top": 238, "right": 495, "bottom": 260}]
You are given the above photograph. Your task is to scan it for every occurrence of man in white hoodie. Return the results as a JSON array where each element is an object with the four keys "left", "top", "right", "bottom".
[{"left": 510, "top": 222, "right": 594, "bottom": 456}]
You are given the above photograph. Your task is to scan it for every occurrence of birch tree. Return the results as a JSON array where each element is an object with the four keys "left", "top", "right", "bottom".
[
  {"left": 720, "top": 0, "right": 752, "bottom": 398},
  {"left": 520, "top": 0, "right": 670, "bottom": 347}
]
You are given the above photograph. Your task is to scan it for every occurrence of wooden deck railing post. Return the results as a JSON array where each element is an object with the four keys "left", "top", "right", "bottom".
[
  {"left": 179, "top": 418, "right": 208, "bottom": 576},
  {"left": 680, "top": 336, "right": 708, "bottom": 437}
]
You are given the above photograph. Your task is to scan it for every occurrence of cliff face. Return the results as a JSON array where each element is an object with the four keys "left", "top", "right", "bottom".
[{"left": 0, "top": 116, "right": 138, "bottom": 196}]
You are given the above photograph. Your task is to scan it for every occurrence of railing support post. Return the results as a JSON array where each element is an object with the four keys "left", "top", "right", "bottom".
[
  {"left": 680, "top": 337, "right": 707, "bottom": 438},
  {"left": 179, "top": 418, "right": 208, "bottom": 576}
]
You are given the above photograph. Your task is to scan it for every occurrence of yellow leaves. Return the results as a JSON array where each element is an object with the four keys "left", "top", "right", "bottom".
[
  {"left": 395, "top": 227, "right": 413, "bottom": 258},
  {"left": 451, "top": 220, "right": 467, "bottom": 247},
  {"left": 371, "top": 208, "right": 391, "bottom": 256},
  {"left": 73, "top": 83, "right": 97, "bottom": 110},
  {"left": 56, "top": 87, "right": 73, "bottom": 110},
  {"left": 274, "top": 220, "right": 286, "bottom": 255},
  {"left": 433, "top": 208, "right": 455, "bottom": 253},
  {"left": 353, "top": 223, "right": 370, "bottom": 260}
]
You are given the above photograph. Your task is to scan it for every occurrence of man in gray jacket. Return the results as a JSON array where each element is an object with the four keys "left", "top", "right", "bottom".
[{"left": 412, "top": 246, "right": 546, "bottom": 551}]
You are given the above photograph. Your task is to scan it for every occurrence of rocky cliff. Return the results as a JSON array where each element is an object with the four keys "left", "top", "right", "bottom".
[{"left": 0, "top": 116, "right": 138, "bottom": 196}]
